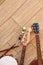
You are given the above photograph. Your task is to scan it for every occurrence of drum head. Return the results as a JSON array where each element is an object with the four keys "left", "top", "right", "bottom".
[{"left": 0, "top": 56, "right": 18, "bottom": 65}]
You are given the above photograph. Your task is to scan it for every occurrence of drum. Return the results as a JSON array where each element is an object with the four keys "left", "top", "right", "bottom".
[{"left": 0, "top": 56, "right": 18, "bottom": 65}]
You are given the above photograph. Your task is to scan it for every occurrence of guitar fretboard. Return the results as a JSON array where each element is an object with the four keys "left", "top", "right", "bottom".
[
  {"left": 35, "top": 34, "right": 42, "bottom": 65},
  {"left": 19, "top": 46, "right": 26, "bottom": 65}
]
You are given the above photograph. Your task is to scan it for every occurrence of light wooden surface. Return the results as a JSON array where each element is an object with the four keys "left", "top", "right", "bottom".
[{"left": 0, "top": 0, "right": 43, "bottom": 65}]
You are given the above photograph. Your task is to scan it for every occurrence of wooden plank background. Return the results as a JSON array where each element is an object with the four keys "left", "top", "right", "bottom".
[{"left": 0, "top": 0, "right": 43, "bottom": 65}]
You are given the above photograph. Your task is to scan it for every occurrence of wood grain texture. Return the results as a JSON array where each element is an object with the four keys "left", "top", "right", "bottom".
[
  {"left": 0, "top": 0, "right": 43, "bottom": 65},
  {"left": 0, "top": 0, "right": 26, "bottom": 26},
  {"left": 0, "top": 0, "right": 5, "bottom": 5}
]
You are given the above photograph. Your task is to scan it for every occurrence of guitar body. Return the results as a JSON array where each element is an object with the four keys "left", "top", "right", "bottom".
[{"left": 30, "top": 60, "right": 43, "bottom": 65}]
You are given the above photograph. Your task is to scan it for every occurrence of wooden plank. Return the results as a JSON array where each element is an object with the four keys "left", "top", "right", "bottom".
[
  {"left": 0, "top": 43, "right": 10, "bottom": 51},
  {"left": 0, "top": 0, "right": 27, "bottom": 26},
  {"left": 0, "top": 0, "right": 5, "bottom": 5},
  {"left": 0, "top": 19, "right": 21, "bottom": 50},
  {"left": 25, "top": 8, "right": 43, "bottom": 31},
  {"left": 6, "top": 49, "right": 17, "bottom": 57},
  {"left": 12, "top": 0, "right": 43, "bottom": 27},
  {"left": 8, "top": 26, "right": 22, "bottom": 47},
  {"left": 0, "top": 51, "right": 5, "bottom": 57}
]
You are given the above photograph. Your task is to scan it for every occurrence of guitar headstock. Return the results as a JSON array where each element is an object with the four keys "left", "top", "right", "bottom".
[
  {"left": 21, "top": 28, "right": 32, "bottom": 46},
  {"left": 31, "top": 23, "right": 39, "bottom": 34}
]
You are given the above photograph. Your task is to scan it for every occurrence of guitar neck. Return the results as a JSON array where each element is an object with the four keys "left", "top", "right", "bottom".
[
  {"left": 35, "top": 34, "right": 42, "bottom": 65},
  {"left": 19, "top": 46, "right": 26, "bottom": 65}
]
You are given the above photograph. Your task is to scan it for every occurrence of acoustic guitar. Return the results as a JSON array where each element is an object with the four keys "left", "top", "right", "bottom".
[
  {"left": 30, "top": 23, "right": 43, "bottom": 65},
  {"left": 19, "top": 28, "right": 32, "bottom": 65}
]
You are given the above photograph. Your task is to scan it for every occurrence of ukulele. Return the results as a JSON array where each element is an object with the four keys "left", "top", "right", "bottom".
[
  {"left": 30, "top": 23, "right": 43, "bottom": 65},
  {"left": 19, "top": 28, "right": 32, "bottom": 65}
]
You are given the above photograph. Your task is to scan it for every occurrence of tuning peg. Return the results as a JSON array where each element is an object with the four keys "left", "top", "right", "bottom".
[
  {"left": 18, "top": 35, "right": 22, "bottom": 40},
  {"left": 18, "top": 27, "right": 26, "bottom": 40},
  {"left": 22, "top": 27, "right": 26, "bottom": 31},
  {"left": 22, "top": 31, "right": 25, "bottom": 34},
  {"left": 31, "top": 23, "right": 39, "bottom": 34}
]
